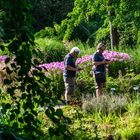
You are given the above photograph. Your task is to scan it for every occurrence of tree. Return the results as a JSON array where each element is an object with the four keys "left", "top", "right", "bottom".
[
  {"left": 31, "top": 0, "right": 74, "bottom": 31},
  {"left": 0, "top": 0, "right": 70, "bottom": 139},
  {"left": 58, "top": 0, "right": 140, "bottom": 48}
]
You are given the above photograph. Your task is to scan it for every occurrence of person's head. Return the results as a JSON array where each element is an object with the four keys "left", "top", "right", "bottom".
[
  {"left": 97, "top": 42, "right": 106, "bottom": 53},
  {"left": 70, "top": 47, "right": 80, "bottom": 58}
]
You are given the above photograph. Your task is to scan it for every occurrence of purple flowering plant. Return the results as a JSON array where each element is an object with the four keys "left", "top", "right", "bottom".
[
  {"left": 0, "top": 50, "right": 130, "bottom": 77},
  {"left": 38, "top": 50, "right": 130, "bottom": 76}
]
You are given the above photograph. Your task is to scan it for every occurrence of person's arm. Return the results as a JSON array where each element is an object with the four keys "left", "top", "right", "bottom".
[
  {"left": 93, "top": 61, "right": 106, "bottom": 66},
  {"left": 66, "top": 65, "right": 78, "bottom": 71},
  {"left": 66, "top": 65, "right": 83, "bottom": 71}
]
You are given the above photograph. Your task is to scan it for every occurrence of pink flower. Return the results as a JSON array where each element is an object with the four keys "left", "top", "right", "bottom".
[{"left": 36, "top": 51, "right": 130, "bottom": 77}]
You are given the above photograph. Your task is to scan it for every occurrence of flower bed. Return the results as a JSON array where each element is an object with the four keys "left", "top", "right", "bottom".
[{"left": 39, "top": 50, "right": 130, "bottom": 75}]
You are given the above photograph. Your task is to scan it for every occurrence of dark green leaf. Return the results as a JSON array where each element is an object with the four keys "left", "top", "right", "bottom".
[
  {"left": 21, "top": 93, "right": 26, "bottom": 99},
  {"left": 18, "top": 117, "right": 24, "bottom": 123},
  {"left": 0, "top": 45, "right": 5, "bottom": 51},
  {"left": 8, "top": 40, "right": 20, "bottom": 53},
  {"left": 2, "top": 103, "right": 5, "bottom": 107},
  {"left": 7, "top": 87, "right": 15, "bottom": 96},
  {"left": 45, "top": 109, "right": 51, "bottom": 118},
  {"left": 12, "top": 122, "right": 18, "bottom": 129},
  {"left": 14, "top": 109, "right": 20, "bottom": 115},
  {"left": 10, "top": 113, "right": 16, "bottom": 121},
  {"left": 31, "top": 110, "right": 37, "bottom": 116},
  {"left": 24, "top": 114, "right": 34, "bottom": 123},
  {"left": 4, "top": 79, "right": 12, "bottom": 85},
  {"left": 55, "top": 109, "right": 63, "bottom": 117},
  {"left": 5, "top": 103, "right": 11, "bottom": 109},
  {"left": 23, "top": 103, "right": 28, "bottom": 110},
  {"left": 48, "top": 127, "right": 55, "bottom": 136}
]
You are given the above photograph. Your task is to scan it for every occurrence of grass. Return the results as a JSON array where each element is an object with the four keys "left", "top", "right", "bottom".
[{"left": 60, "top": 95, "right": 140, "bottom": 139}]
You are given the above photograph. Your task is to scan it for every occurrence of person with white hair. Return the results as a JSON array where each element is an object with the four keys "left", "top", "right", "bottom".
[
  {"left": 63, "top": 47, "right": 83, "bottom": 105},
  {"left": 92, "top": 42, "right": 111, "bottom": 100}
]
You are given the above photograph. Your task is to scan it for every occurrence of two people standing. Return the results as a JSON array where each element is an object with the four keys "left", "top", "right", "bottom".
[{"left": 63, "top": 42, "right": 111, "bottom": 103}]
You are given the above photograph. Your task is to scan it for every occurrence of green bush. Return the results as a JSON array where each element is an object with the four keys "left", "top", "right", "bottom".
[
  {"left": 106, "top": 73, "right": 140, "bottom": 94},
  {"left": 34, "top": 37, "right": 67, "bottom": 63},
  {"left": 108, "top": 61, "right": 131, "bottom": 78},
  {"left": 35, "top": 27, "right": 55, "bottom": 38},
  {"left": 116, "top": 45, "right": 140, "bottom": 75}
]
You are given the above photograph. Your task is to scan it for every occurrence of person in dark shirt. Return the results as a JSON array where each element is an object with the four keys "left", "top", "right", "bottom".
[
  {"left": 63, "top": 47, "right": 83, "bottom": 104},
  {"left": 92, "top": 42, "right": 111, "bottom": 99}
]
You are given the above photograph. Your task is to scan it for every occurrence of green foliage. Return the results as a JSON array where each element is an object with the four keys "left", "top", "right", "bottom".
[
  {"left": 107, "top": 45, "right": 140, "bottom": 77},
  {"left": 63, "top": 106, "right": 100, "bottom": 140},
  {"left": 114, "top": 0, "right": 140, "bottom": 47},
  {"left": 31, "top": 0, "right": 74, "bottom": 31},
  {"left": 57, "top": 0, "right": 107, "bottom": 44},
  {"left": 128, "top": 49, "right": 140, "bottom": 74},
  {"left": 0, "top": 10, "right": 5, "bottom": 38},
  {"left": 94, "top": 27, "right": 110, "bottom": 47},
  {"left": 116, "top": 108, "right": 140, "bottom": 140},
  {"left": 108, "top": 61, "right": 130, "bottom": 78},
  {"left": 0, "top": 123, "right": 23, "bottom": 140},
  {"left": 34, "top": 37, "right": 67, "bottom": 63},
  {"left": 76, "top": 65, "right": 95, "bottom": 99},
  {"left": 47, "top": 71, "right": 65, "bottom": 99},
  {"left": 106, "top": 73, "right": 140, "bottom": 94},
  {"left": 23, "top": 0, "right": 140, "bottom": 49},
  {"left": 35, "top": 27, "right": 55, "bottom": 38},
  {"left": 0, "top": 0, "right": 70, "bottom": 139},
  {"left": 54, "top": 0, "right": 140, "bottom": 48}
]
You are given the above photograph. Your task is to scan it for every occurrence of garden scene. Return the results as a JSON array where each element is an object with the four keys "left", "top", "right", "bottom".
[{"left": 0, "top": 0, "right": 140, "bottom": 140}]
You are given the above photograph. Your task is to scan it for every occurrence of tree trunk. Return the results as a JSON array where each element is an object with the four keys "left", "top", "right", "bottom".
[{"left": 108, "top": 0, "right": 119, "bottom": 50}]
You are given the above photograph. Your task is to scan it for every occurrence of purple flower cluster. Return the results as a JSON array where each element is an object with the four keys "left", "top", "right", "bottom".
[
  {"left": 39, "top": 55, "right": 92, "bottom": 73},
  {"left": 39, "top": 51, "right": 130, "bottom": 74},
  {"left": 0, "top": 55, "right": 7, "bottom": 62},
  {"left": 76, "top": 55, "right": 92, "bottom": 64},
  {"left": 103, "top": 50, "right": 130, "bottom": 62},
  {"left": 39, "top": 61, "right": 64, "bottom": 72},
  {"left": 0, "top": 51, "right": 130, "bottom": 76}
]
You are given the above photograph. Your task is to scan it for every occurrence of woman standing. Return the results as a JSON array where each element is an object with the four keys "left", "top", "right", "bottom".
[{"left": 92, "top": 42, "right": 110, "bottom": 99}]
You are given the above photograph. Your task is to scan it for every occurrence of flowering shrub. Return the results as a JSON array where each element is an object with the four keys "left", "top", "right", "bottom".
[
  {"left": 38, "top": 50, "right": 130, "bottom": 75},
  {"left": 103, "top": 50, "right": 130, "bottom": 62},
  {"left": 0, "top": 51, "right": 130, "bottom": 78}
]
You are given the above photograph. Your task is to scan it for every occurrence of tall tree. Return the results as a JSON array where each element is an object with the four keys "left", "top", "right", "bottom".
[
  {"left": 108, "top": 0, "right": 119, "bottom": 49},
  {"left": 58, "top": 0, "right": 140, "bottom": 48},
  {"left": 32, "top": 0, "right": 74, "bottom": 31}
]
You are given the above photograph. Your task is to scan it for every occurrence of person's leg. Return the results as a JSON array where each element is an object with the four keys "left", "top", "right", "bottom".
[
  {"left": 93, "top": 73, "right": 102, "bottom": 99},
  {"left": 64, "top": 83, "right": 71, "bottom": 102},
  {"left": 94, "top": 72, "right": 106, "bottom": 100},
  {"left": 64, "top": 77, "right": 75, "bottom": 104},
  {"left": 95, "top": 82, "right": 102, "bottom": 100}
]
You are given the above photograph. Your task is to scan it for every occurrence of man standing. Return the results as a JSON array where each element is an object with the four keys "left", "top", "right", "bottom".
[{"left": 63, "top": 47, "right": 82, "bottom": 104}]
